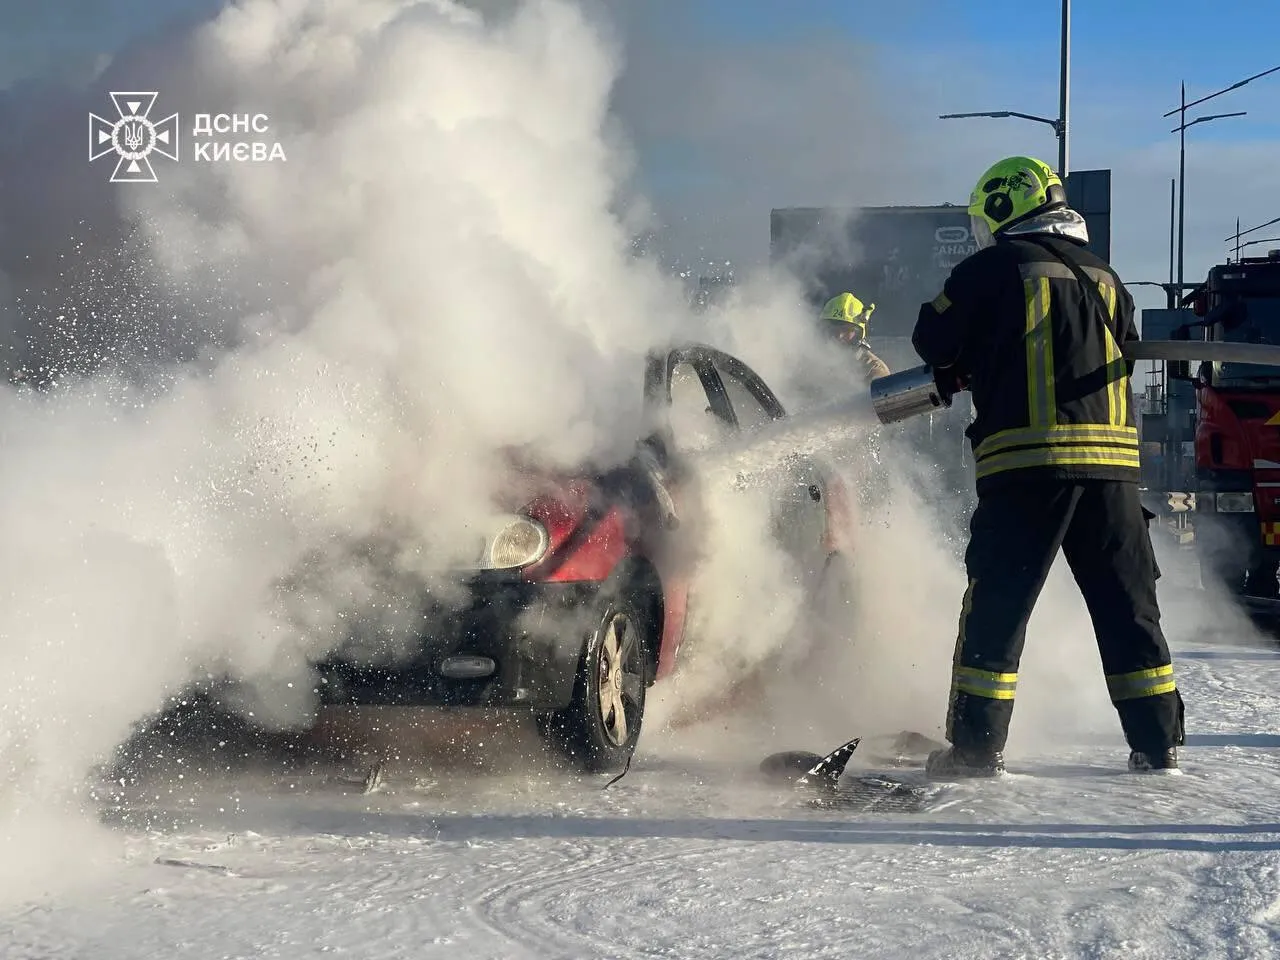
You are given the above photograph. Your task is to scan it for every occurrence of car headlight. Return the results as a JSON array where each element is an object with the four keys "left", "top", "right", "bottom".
[
  {"left": 477, "top": 515, "right": 550, "bottom": 570},
  {"left": 1215, "top": 492, "right": 1255, "bottom": 513}
]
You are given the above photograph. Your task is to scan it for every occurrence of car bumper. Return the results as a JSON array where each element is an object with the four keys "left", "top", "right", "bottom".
[{"left": 314, "top": 578, "right": 598, "bottom": 711}]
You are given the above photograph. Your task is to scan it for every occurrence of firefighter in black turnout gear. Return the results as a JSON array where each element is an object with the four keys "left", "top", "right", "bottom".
[{"left": 911, "top": 155, "right": 1185, "bottom": 779}]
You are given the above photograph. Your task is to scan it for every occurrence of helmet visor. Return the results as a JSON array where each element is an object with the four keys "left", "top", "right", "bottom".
[
  {"left": 826, "top": 317, "right": 865, "bottom": 340},
  {"left": 970, "top": 215, "right": 994, "bottom": 251}
]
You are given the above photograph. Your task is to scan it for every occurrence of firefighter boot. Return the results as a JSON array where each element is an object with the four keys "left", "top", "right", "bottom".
[
  {"left": 925, "top": 745, "right": 1005, "bottom": 779},
  {"left": 1127, "top": 746, "right": 1181, "bottom": 774}
]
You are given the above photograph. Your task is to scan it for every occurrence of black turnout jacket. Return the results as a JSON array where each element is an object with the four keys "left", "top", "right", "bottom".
[{"left": 911, "top": 231, "right": 1141, "bottom": 495}]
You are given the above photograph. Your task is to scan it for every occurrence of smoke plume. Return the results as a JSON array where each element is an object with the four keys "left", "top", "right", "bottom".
[{"left": 0, "top": 0, "right": 700, "bottom": 899}]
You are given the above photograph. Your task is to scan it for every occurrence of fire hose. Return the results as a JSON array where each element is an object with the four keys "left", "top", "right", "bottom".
[
  {"left": 669, "top": 340, "right": 1280, "bottom": 482},
  {"left": 869, "top": 340, "right": 1280, "bottom": 425}
]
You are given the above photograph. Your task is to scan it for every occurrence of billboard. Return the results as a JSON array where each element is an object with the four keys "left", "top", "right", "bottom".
[
  {"left": 1064, "top": 168, "right": 1112, "bottom": 263},
  {"left": 769, "top": 203, "right": 979, "bottom": 525},
  {"left": 769, "top": 203, "right": 977, "bottom": 346}
]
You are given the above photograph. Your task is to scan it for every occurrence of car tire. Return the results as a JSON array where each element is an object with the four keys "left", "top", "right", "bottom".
[{"left": 539, "top": 589, "right": 652, "bottom": 774}]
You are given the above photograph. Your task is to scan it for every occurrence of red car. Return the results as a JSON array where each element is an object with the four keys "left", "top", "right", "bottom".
[{"left": 314, "top": 342, "right": 858, "bottom": 772}]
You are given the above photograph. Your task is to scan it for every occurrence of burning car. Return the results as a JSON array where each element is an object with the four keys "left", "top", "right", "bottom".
[{"left": 312, "top": 342, "right": 858, "bottom": 773}]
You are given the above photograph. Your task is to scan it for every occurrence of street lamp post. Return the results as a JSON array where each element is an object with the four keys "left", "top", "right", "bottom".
[
  {"left": 1169, "top": 179, "right": 1176, "bottom": 303},
  {"left": 1162, "top": 64, "right": 1280, "bottom": 294},
  {"left": 938, "top": 0, "right": 1071, "bottom": 177},
  {"left": 1058, "top": 0, "right": 1070, "bottom": 176},
  {"left": 1169, "top": 104, "right": 1247, "bottom": 292}
]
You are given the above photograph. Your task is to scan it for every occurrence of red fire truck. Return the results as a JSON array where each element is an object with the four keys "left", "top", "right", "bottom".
[{"left": 1184, "top": 249, "right": 1280, "bottom": 598}]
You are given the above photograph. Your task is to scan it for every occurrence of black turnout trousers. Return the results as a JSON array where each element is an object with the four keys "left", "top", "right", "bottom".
[{"left": 946, "top": 478, "right": 1186, "bottom": 755}]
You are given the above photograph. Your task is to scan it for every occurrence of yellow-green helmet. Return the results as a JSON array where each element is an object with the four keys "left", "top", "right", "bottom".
[
  {"left": 820, "top": 292, "right": 875, "bottom": 336},
  {"left": 967, "top": 156, "right": 1066, "bottom": 248}
]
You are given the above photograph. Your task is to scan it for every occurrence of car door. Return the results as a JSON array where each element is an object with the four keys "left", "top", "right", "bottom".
[
  {"left": 636, "top": 346, "right": 740, "bottom": 676},
  {"left": 705, "top": 350, "right": 831, "bottom": 583}
]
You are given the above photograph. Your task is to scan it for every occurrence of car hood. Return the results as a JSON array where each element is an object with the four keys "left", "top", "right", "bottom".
[{"left": 492, "top": 445, "right": 581, "bottom": 500}]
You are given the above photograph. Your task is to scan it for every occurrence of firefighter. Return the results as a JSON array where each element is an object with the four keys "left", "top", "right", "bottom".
[
  {"left": 910, "top": 155, "right": 1185, "bottom": 778},
  {"left": 820, "top": 292, "right": 891, "bottom": 383}
]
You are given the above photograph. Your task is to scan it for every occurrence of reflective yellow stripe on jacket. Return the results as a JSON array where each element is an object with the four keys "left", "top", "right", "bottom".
[
  {"left": 973, "top": 262, "right": 1139, "bottom": 482},
  {"left": 974, "top": 424, "right": 1141, "bottom": 477},
  {"left": 1096, "top": 280, "right": 1130, "bottom": 428}
]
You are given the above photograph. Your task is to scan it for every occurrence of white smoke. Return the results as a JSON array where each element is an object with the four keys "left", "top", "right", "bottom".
[
  {"left": 1, "top": 0, "right": 946, "bottom": 902},
  {"left": 0, "top": 0, "right": 702, "bottom": 899}
]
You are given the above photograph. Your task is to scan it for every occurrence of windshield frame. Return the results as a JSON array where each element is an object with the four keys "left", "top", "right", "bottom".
[{"left": 1209, "top": 295, "right": 1280, "bottom": 387}]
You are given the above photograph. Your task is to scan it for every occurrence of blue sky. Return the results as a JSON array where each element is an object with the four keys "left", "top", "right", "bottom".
[
  {"left": 684, "top": 0, "right": 1280, "bottom": 124},
  {"left": 4, "top": 0, "right": 1277, "bottom": 311},
  {"left": 852, "top": 0, "right": 1279, "bottom": 147},
  {"left": 649, "top": 0, "right": 1280, "bottom": 178},
  {"left": 8, "top": 0, "right": 1278, "bottom": 151},
  {"left": 605, "top": 0, "right": 1280, "bottom": 308}
]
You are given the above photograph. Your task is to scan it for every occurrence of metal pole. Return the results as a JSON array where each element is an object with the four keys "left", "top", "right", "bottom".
[
  {"left": 1177, "top": 81, "right": 1186, "bottom": 297},
  {"left": 1165, "top": 173, "right": 1177, "bottom": 477},
  {"left": 1168, "top": 178, "right": 1175, "bottom": 305},
  {"left": 1058, "top": 0, "right": 1070, "bottom": 176},
  {"left": 1234, "top": 217, "right": 1241, "bottom": 262}
]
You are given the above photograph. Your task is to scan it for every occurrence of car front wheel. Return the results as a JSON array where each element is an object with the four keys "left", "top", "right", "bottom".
[{"left": 539, "top": 591, "right": 651, "bottom": 773}]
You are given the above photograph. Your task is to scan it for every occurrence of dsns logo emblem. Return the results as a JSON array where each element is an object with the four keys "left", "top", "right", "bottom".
[{"left": 89, "top": 92, "right": 180, "bottom": 183}]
